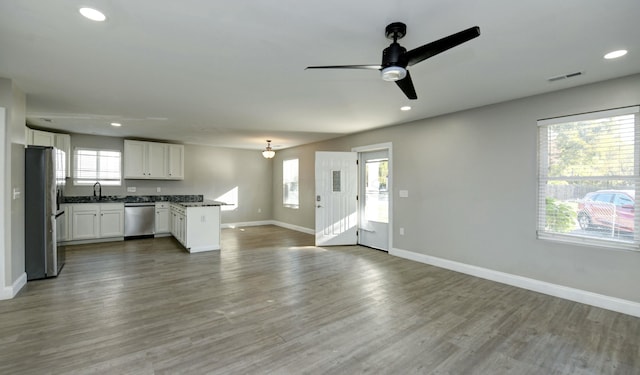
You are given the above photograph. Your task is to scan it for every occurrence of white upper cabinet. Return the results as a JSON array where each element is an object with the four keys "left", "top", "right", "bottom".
[
  {"left": 123, "top": 140, "right": 147, "bottom": 178},
  {"left": 26, "top": 128, "right": 71, "bottom": 178},
  {"left": 54, "top": 133, "right": 71, "bottom": 178},
  {"left": 124, "top": 140, "right": 184, "bottom": 180},
  {"left": 168, "top": 144, "right": 184, "bottom": 180},
  {"left": 147, "top": 142, "right": 168, "bottom": 179},
  {"left": 27, "top": 128, "right": 55, "bottom": 147}
]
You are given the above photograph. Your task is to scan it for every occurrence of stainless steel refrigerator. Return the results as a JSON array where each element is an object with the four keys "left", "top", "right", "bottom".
[{"left": 25, "top": 146, "right": 66, "bottom": 280}]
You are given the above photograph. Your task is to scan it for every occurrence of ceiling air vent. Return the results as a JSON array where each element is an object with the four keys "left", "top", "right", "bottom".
[{"left": 548, "top": 71, "right": 584, "bottom": 82}]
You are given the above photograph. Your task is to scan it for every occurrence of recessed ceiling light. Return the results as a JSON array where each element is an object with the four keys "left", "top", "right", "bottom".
[
  {"left": 400, "top": 106, "right": 411, "bottom": 111},
  {"left": 110, "top": 122, "right": 121, "bottom": 127},
  {"left": 604, "top": 49, "right": 627, "bottom": 59},
  {"left": 79, "top": 7, "right": 106, "bottom": 22}
]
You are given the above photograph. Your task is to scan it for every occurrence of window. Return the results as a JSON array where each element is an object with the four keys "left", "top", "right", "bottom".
[
  {"left": 74, "top": 148, "right": 122, "bottom": 186},
  {"left": 364, "top": 158, "right": 389, "bottom": 223},
  {"left": 283, "top": 158, "right": 299, "bottom": 208},
  {"left": 537, "top": 106, "right": 640, "bottom": 250}
]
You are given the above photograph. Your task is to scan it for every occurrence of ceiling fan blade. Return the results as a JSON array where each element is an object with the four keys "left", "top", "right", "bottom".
[
  {"left": 405, "top": 26, "right": 480, "bottom": 67},
  {"left": 395, "top": 70, "right": 417, "bottom": 100},
  {"left": 305, "top": 65, "right": 382, "bottom": 70}
]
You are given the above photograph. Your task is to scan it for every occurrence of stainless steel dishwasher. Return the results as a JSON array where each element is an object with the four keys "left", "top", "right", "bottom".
[{"left": 124, "top": 202, "right": 155, "bottom": 239}]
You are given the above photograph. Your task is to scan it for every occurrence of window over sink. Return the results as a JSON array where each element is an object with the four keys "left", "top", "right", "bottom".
[{"left": 74, "top": 148, "right": 122, "bottom": 186}]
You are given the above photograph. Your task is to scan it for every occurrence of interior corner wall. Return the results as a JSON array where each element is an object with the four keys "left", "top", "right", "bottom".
[
  {"left": 273, "top": 73, "right": 640, "bottom": 303},
  {"left": 0, "top": 77, "right": 26, "bottom": 297}
]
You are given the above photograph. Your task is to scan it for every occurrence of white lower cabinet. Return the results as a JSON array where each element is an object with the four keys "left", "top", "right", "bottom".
[
  {"left": 69, "top": 203, "right": 124, "bottom": 241},
  {"left": 155, "top": 202, "right": 170, "bottom": 234},
  {"left": 100, "top": 204, "right": 125, "bottom": 238},
  {"left": 170, "top": 204, "right": 220, "bottom": 253}
]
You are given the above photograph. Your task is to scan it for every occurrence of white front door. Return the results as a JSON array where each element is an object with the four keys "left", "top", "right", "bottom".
[
  {"left": 315, "top": 151, "right": 358, "bottom": 246},
  {"left": 358, "top": 150, "right": 390, "bottom": 250}
]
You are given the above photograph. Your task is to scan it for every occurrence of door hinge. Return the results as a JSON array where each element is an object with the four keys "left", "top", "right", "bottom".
[
  {"left": 356, "top": 195, "right": 359, "bottom": 201},
  {"left": 356, "top": 159, "right": 359, "bottom": 165}
]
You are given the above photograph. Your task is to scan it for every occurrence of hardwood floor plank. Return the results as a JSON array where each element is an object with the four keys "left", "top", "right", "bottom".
[{"left": 1, "top": 225, "right": 639, "bottom": 374}]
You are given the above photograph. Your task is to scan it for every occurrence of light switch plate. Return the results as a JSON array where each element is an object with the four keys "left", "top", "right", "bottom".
[
  {"left": 156, "top": 187, "right": 161, "bottom": 193},
  {"left": 399, "top": 190, "right": 409, "bottom": 198},
  {"left": 127, "top": 186, "right": 136, "bottom": 192}
]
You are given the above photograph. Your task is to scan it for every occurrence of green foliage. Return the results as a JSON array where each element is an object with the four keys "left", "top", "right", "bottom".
[
  {"left": 546, "top": 197, "right": 576, "bottom": 233},
  {"left": 546, "top": 116, "right": 635, "bottom": 181}
]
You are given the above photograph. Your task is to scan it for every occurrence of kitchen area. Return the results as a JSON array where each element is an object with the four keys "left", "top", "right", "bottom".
[{"left": 24, "top": 129, "right": 232, "bottom": 281}]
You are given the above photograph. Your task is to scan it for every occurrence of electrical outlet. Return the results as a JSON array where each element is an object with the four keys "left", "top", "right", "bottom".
[
  {"left": 258, "top": 208, "right": 262, "bottom": 213},
  {"left": 157, "top": 187, "right": 161, "bottom": 193},
  {"left": 399, "top": 227, "right": 405, "bottom": 235}
]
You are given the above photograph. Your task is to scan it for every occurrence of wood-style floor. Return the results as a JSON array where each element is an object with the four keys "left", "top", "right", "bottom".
[{"left": 1, "top": 225, "right": 639, "bottom": 374}]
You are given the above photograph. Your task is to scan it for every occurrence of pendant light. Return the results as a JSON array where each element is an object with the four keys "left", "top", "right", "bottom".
[{"left": 262, "top": 140, "right": 275, "bottom": 159}]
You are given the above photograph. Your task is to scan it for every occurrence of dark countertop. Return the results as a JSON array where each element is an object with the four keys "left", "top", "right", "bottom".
[
  {"left": 62, "top": 194, "right": 204, "bottom": 204},
  {"left": 173, "top": 199, "right": 224, "bottom": 207}
]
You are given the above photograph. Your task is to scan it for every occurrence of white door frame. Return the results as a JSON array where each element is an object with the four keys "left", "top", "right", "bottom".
[{"left": 352, "top": 142, "right": 393, "bottom": 252}]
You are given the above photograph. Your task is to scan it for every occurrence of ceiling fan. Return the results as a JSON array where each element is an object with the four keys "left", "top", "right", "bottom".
[{"left": 306, "top": 22, "right": 480, "bottom": 100}]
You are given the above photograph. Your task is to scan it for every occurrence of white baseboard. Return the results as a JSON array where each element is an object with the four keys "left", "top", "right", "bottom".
[
  {"left": 188, "top": 246, "right": 220, "bottom": 253},
  {"left": 221, "top": 220, "right": 314, "bottom": 235},
  {"left": 0, "top": 272, "right": 27, "bottom": 300},
  {"left": 221, "top": 220, "right": 274, "bottom": 229},
  {"left": 271, "top": 221, "right": 315, "bottom": 235},
  {"left": 390, "top": 247, "right": 640, "bottom": 318}
]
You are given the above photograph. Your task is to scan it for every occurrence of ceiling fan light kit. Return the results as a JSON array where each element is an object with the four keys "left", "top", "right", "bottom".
[
  {"left": 381, "top": 66, "right": 407, "bottom": 81},
  {"left": 306, "top": 22, "right": 480, "bottom": 100}
]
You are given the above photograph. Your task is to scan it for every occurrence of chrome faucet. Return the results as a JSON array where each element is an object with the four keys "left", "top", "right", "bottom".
[{"left": 93, "top": 181, "right": 102, "bottom": 201}]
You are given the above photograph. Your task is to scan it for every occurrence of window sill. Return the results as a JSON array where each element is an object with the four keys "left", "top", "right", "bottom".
[{"left": 537, "top": 231, "right": 640, "bottom": 252}]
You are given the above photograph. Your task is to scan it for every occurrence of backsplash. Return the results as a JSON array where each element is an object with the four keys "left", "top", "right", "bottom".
[{"left": 62, "top": 195, "right": 203, "bottom": 204}]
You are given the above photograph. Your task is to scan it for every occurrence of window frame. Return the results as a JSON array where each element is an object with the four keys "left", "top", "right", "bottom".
[
  {"left": 537, "top": 105, "right": 640, "bottom": 251},
  {"left": 283, "top": 158, "right": 299, "bottom": 209},
  {"left": 73, "top": 147, "right": 122, "bottom": 186}
]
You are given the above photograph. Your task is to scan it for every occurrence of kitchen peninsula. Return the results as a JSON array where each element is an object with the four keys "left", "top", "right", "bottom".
[{"left": 61, "top": 195, "right": 223, "bottom": 253}]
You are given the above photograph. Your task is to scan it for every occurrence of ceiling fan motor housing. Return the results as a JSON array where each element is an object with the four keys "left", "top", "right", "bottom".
[
  {"left": 382, "top": 43, "right": 408, "bottom": 68},
  {"left": 382, "top": 22, "right": 409, "bottom": 69}
]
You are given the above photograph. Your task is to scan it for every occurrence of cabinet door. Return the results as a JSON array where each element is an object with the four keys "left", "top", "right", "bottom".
[
  {"left": 31, "top": 129, "right": 55, "bottom": 147},
  {"left": 168, "top": 144, "right": 184, "bottom": 180},
  {"left": 179, "top": 213, "right": 186, "bottom": 245},
  {"left": 100, "top": 208, "right": 124, "bottom": 238},
  {"left": 147, "top": 142, "right": 168, "bottom": 179},
  {"left": 54, "top": 133, "right": 71, "bottom": 178},
  {"left": 124, "top": 140, "right": 147, "bottom": 178},
  {"left": 71, "top": 205, "right": 99, "bottom": 240},
  {"left": 155, "top": 207, "right": 170, "bottom": 234}
]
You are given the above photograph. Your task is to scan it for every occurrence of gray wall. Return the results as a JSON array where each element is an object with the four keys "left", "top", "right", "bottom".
[
  {"left": 0, "top": 77, "right": 26, "bottom": 291},
  {"left": 64, "top": 134, "right": 273, "bottom": 224},
  {"left": 272, "top": 73, "right": 640, "bottom": 303}
]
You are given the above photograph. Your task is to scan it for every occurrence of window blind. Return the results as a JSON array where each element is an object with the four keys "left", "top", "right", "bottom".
[
  {"left": 537, "top": 106, "right": 640, "bottom": 250},
  {"left": 74, "top": 148, "right": 122, "bottom": 186}
]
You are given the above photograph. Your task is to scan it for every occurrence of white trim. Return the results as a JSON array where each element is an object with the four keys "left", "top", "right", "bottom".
[
  {"left": 272, "top": 220, "right": 315, "bottom": 235},
  {"left": 352, "top": 142, "right": 393, "bottom": 252},
  {"left": 221, "top": 220, "right": 274, "bottom": 229},
  {"left": 390, "top": 247, "right": 640, "bottom": 318},
  {"left": 188, "top": 245, "right": 220, "bottom": 253},
  {"left": 351, "top": 142, "right": 393, "bottom": 153},
  {"left": 221, "top": 220, "right": 315, "bottom": 235},
  {"left": 0, "top": 272, "right": 27, "bottom": 300},
  {"left": 537, "top": 105, "right": 639, "bottom": 126}
]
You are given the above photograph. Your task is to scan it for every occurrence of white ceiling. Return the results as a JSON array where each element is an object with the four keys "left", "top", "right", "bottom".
[{"left": 1, "top": 1, "right": 639, "bottom": 151}]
